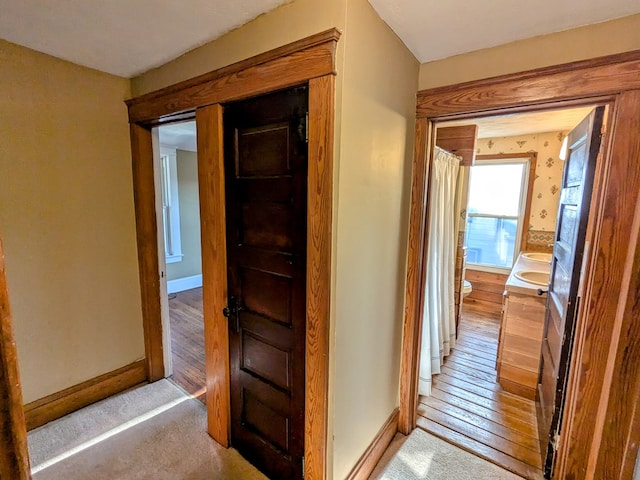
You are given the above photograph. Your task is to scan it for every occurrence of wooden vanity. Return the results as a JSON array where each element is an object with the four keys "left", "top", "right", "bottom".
[{"left": 496, "top": 253, "right": 550, "bottom": 399}]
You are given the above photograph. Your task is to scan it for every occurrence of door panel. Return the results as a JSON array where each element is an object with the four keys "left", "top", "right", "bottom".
[
  {"left": 536, "top": 106, "right": 604, "bottom": 477},
  {"left": 224, "top": 87, "right": 308, "bottom": 480}
]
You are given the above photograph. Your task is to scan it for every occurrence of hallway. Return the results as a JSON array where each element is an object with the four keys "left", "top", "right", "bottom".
[{"left": 417, "top": 305, "right": 543, "bottom": 480}]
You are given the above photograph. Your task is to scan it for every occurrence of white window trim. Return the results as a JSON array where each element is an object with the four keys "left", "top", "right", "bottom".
[
  {"left": 465, "top": 157, "right": 530, "bottom": 272},
  {"left": 159, "top": 146, "right": 183, "bottom": 264}
]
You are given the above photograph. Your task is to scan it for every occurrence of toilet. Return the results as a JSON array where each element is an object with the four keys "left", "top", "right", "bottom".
[{"left": 462, "top": 280, "right": 473, "bottom": 297}]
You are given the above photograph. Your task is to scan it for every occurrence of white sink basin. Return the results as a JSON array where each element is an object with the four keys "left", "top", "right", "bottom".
[
  {"left": 522, "top": 252, "right": 552, "bottom": 263},
  {"left": 514, "top": 270, "right": 550, "bottom": 286}
]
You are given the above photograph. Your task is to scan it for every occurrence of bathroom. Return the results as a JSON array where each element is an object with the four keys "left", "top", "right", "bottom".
[{"left": 417, "top": 105, "right": 603, "bottom": 479}]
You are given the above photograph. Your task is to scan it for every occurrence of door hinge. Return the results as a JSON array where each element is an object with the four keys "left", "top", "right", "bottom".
[
  {"left": 577, "top": 240, "right": 591, "bottom": 300},
  {"left": 552, "top": 432, "right": 560, "bottom": 452},
  {"left": 302, "top": 456, "right": 305, "bottom": 478},
  {"left": 305, "top": 112, "right": 309, "bottom": 143}
]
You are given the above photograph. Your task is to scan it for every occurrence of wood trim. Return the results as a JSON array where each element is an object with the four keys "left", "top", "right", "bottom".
[
  {"left": 24, "top": 360, "right": 146, "bottom": 431},
  {"left": 398, "top": 117, "right": 431, "bottom": 435},
  {"left": 401, "top": 51, "right": 640, "bottom": 480},
  {"left": 128, "top": 32, "right": 338, "bottom": 480},
  {"left": 127, "top": 29, "right": 341, "bottom": 123},
  {"left": 0, "top": 235, "right": 31, "bottom": 479},
  {"left": 345, "top": 408, "right": 399, "bottom": 480},
  {"left": 305, "top": 74, "right": 334, "bottom": 480},
  {"left": 130, "top": 124, "right": 165, "bottom": 381},
  {"left": 475, "top": 153, "right": 537, "bottom": 252},
  {"left": 196, "top": 104, "right": 230, "bottom": 447},
  {"left": 416, "top": 51, "right": 640, "bottom": 118},
  {"left": 557, "top": 89, "right": 640, "bottom": 479}
]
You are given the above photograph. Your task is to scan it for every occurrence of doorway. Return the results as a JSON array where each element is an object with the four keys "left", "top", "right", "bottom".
[
  {"left": 154, "top": 120, "right": 207, "bottom": 404},
  {"left": 399, "top": 52, "right": 640, "bottom": 480},
  {"left": 126, "top": 30, "right": 339, "bottom": 480},
  {"left": 414, "top": 106, "right": 601, "bottom": 479}
]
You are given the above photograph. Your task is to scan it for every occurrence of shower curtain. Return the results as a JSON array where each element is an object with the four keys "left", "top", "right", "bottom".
[{"left": 419, "top": 147, "right": 461, "bottom": 396}]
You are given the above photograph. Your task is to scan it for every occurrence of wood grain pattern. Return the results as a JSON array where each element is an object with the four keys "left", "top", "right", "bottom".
[
  {"left": 558, "top": 89, "right": 640, "bottom": 480},
  {"left": 24, "top": 360, "right": 146, "bottom": 431},
  {"left": 435, "top": 125, "right": 477, "bottom": 166},
  {"left": 417, "top": 307, "right": 542, "bottom": 479},
  {"left": 305, "top": 75, "right": 334, "bottom": 480},
  {"left": 128, "top": 41, "right": 338, "bottom": 123},
  {"left": 345, "top": 408, "right": 399, "bottom": 480},
  {"left": 463, "top": 269, "right": 508, "bottom": 315},
  {"left": 168, "top": 288, "right": 205, "bottom": 403},
  {"left": 196, "top": 104, "right": 230, "bottom": 447},
  {"left": 416, "top": 52, "right": 640, "bottom": 118},
  {"left": 0, "top": 235, "right": 31, "bottom": 480},
  {"left": 130, "top": 123, "right": 165, "bottom": 381},
  {"left": 398, "top": 117, "right": 432, "bottom": 435},
  {"left": 404, "top": 50, "right": 640, "bottom": 480}
]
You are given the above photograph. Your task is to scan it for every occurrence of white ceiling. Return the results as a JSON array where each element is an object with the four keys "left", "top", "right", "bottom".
[
  {"left": 441, "top": 107, "right": 596, "bottom": 139},
  {"left": 159, "top": 122, "right": 197, "bottom": 152},
  {"left": 1, "top": 0, "right": 639, "bottom": 78},
  {"left": 368, "top": 0, "right": 640, "bottom": 63},
  {"left": 0, "top": 0, "right": 290, "bottom": 77}
]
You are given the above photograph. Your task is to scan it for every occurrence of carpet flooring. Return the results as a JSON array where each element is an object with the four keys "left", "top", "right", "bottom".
[
  {"left": 371, "top": 429, "right": 523, "bottom": 480},
  {"left": 28, "top": 380, "right": 267, "bottom": 480}
]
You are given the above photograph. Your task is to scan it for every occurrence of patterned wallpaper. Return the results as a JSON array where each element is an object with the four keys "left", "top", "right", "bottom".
[{"left": 475, "top": 131, "right": 566, "bottom": 246}]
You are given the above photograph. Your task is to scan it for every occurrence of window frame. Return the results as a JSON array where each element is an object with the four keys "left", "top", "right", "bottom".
[
  {"left": 465, "top": 153, "right": 537, "bottom": 272},
  {"left": 159, "top": 146, "right": 183, "bottom": 264}
]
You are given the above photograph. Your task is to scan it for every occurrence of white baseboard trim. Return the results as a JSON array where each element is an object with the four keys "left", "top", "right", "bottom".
[{"left": 167, "top": 274, "right": 203, "bottom": 294}]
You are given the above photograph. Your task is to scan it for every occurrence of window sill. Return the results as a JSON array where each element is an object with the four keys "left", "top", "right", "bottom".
[
  {"left": 466, "top": 263, "right": 512, "bottom": 275},
  {"left": 166, "top": 254, "right": 184, "bottom": 264}
]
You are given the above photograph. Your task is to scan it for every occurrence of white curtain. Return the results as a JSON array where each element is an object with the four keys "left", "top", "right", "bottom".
[{"left": 419, "top": 147, "right": 461, "bottom": 396}]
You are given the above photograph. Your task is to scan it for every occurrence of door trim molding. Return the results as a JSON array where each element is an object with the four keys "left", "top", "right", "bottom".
[
  {"left": 127, "top": 30, "right": 340, "bottom": 480},
  {"left": 0, "top": 235, "right": 31, "bottom": 479},
  {"left": 400, "top": 50, "right": 640, "bottom": 479}
]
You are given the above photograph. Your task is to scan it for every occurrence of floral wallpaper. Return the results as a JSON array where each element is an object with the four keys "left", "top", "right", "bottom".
[{"left": 474, "top": 131, "right": 566, "bottom": 247}]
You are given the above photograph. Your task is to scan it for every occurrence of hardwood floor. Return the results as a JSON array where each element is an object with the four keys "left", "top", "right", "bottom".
[
  {"left": 168, "top": 287, "right": 206, "bottom": 404},
  {"left": 417, "top": 304, "right": 544, "bottom": 480}
]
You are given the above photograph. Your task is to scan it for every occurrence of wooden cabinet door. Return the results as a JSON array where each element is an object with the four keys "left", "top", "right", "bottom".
[
  {"left": 223, "top": 87, "right": 308, "bottom": 480},
  {"left": 536, "top": 107, "right": 604, "bottom": 477}
]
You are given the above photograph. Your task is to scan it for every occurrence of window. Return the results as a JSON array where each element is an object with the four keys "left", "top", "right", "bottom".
[
  {"left": 159, "top": 146, "right": 183, "bottom": 264},
  {"left": 465, "top": 158, "right": 530, "bottom": 270}
]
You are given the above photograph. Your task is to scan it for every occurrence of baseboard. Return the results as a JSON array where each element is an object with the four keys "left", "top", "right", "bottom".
[
  {"left": 24, "top": 360, "right": 147, "bottom": 430},
  {"left": 167, "top": 274, "right": 203, "bottom": 294},
  {"left": 346, "top": 407, "right": 399, "bottom": 480}
]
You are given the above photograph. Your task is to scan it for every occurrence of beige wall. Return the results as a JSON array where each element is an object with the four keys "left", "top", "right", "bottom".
[
  {"left": 131, "top": 0, "right": 347, "bottom": 96},
  {"left": 166, "top": 149, "right": 202, "bottom": 281},
  {"left": 0, "top": 40, "right": 144, "bottom": 403},
  {"left": 419, "top": 14, "right": 640, "bottom": 90},
  {"left": 332, "top": 0, "right": 418, "bottom": 477}
]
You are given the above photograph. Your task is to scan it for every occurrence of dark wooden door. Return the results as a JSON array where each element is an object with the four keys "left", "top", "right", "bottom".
[
  {"left": 536, "top": 107, "right": 604, "bottom": 478},
  {"left": 223, "top": 87, "right": 308, "bottom": 480}
]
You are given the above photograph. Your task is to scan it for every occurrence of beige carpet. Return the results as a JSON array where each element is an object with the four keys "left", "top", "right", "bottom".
[
  {"left": 370, "top": 429, "right": 523, "bottom": 480},
  {"left": 28, "top": 380, "right": 267, "bottom": 480}
]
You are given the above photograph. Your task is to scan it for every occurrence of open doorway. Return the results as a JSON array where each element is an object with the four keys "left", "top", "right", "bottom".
[
  {"left": 154, "top": 121, "right": 206, "bottom": 404},
  {"left": 414, "top": 105, "right": 603, "bottom": 479}
]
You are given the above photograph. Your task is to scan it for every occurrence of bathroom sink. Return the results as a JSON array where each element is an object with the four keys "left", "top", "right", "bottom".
[
  {"left": 514, "top": 270, "right": 550, "bottom": 286},
  {"left": 522, "top": 252, "right": 552, "bottom": 263}
]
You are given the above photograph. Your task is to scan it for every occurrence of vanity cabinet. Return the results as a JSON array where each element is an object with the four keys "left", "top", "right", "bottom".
[{"left": 496, "top": 253, "right": 550, "bottom": 399}]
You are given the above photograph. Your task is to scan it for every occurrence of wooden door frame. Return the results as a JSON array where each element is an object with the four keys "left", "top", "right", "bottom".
[
  {"left": 0, "top": 234, "right": 31, "bottom": 479},
  {"left": 126, "top": 29, "right": 340, "bottom": 480},
  {"left": 398, "top": 51, "right": 640, "bottom": 479}
]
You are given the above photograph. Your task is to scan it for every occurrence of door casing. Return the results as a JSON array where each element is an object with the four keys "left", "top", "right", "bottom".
[
  {"left": 126, "top": 29, "right": 340, "bottom": 480},
  {"left": 399, "top": 51, "right": 640, "bottom": 479}
]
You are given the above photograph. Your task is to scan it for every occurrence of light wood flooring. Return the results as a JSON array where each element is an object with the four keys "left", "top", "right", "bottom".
[
  {"left": 168, "top": 287, "right": 206, "bottom": 404},
  {"left": 417, "top": 304, "right": 544, "bottom": 480}
]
